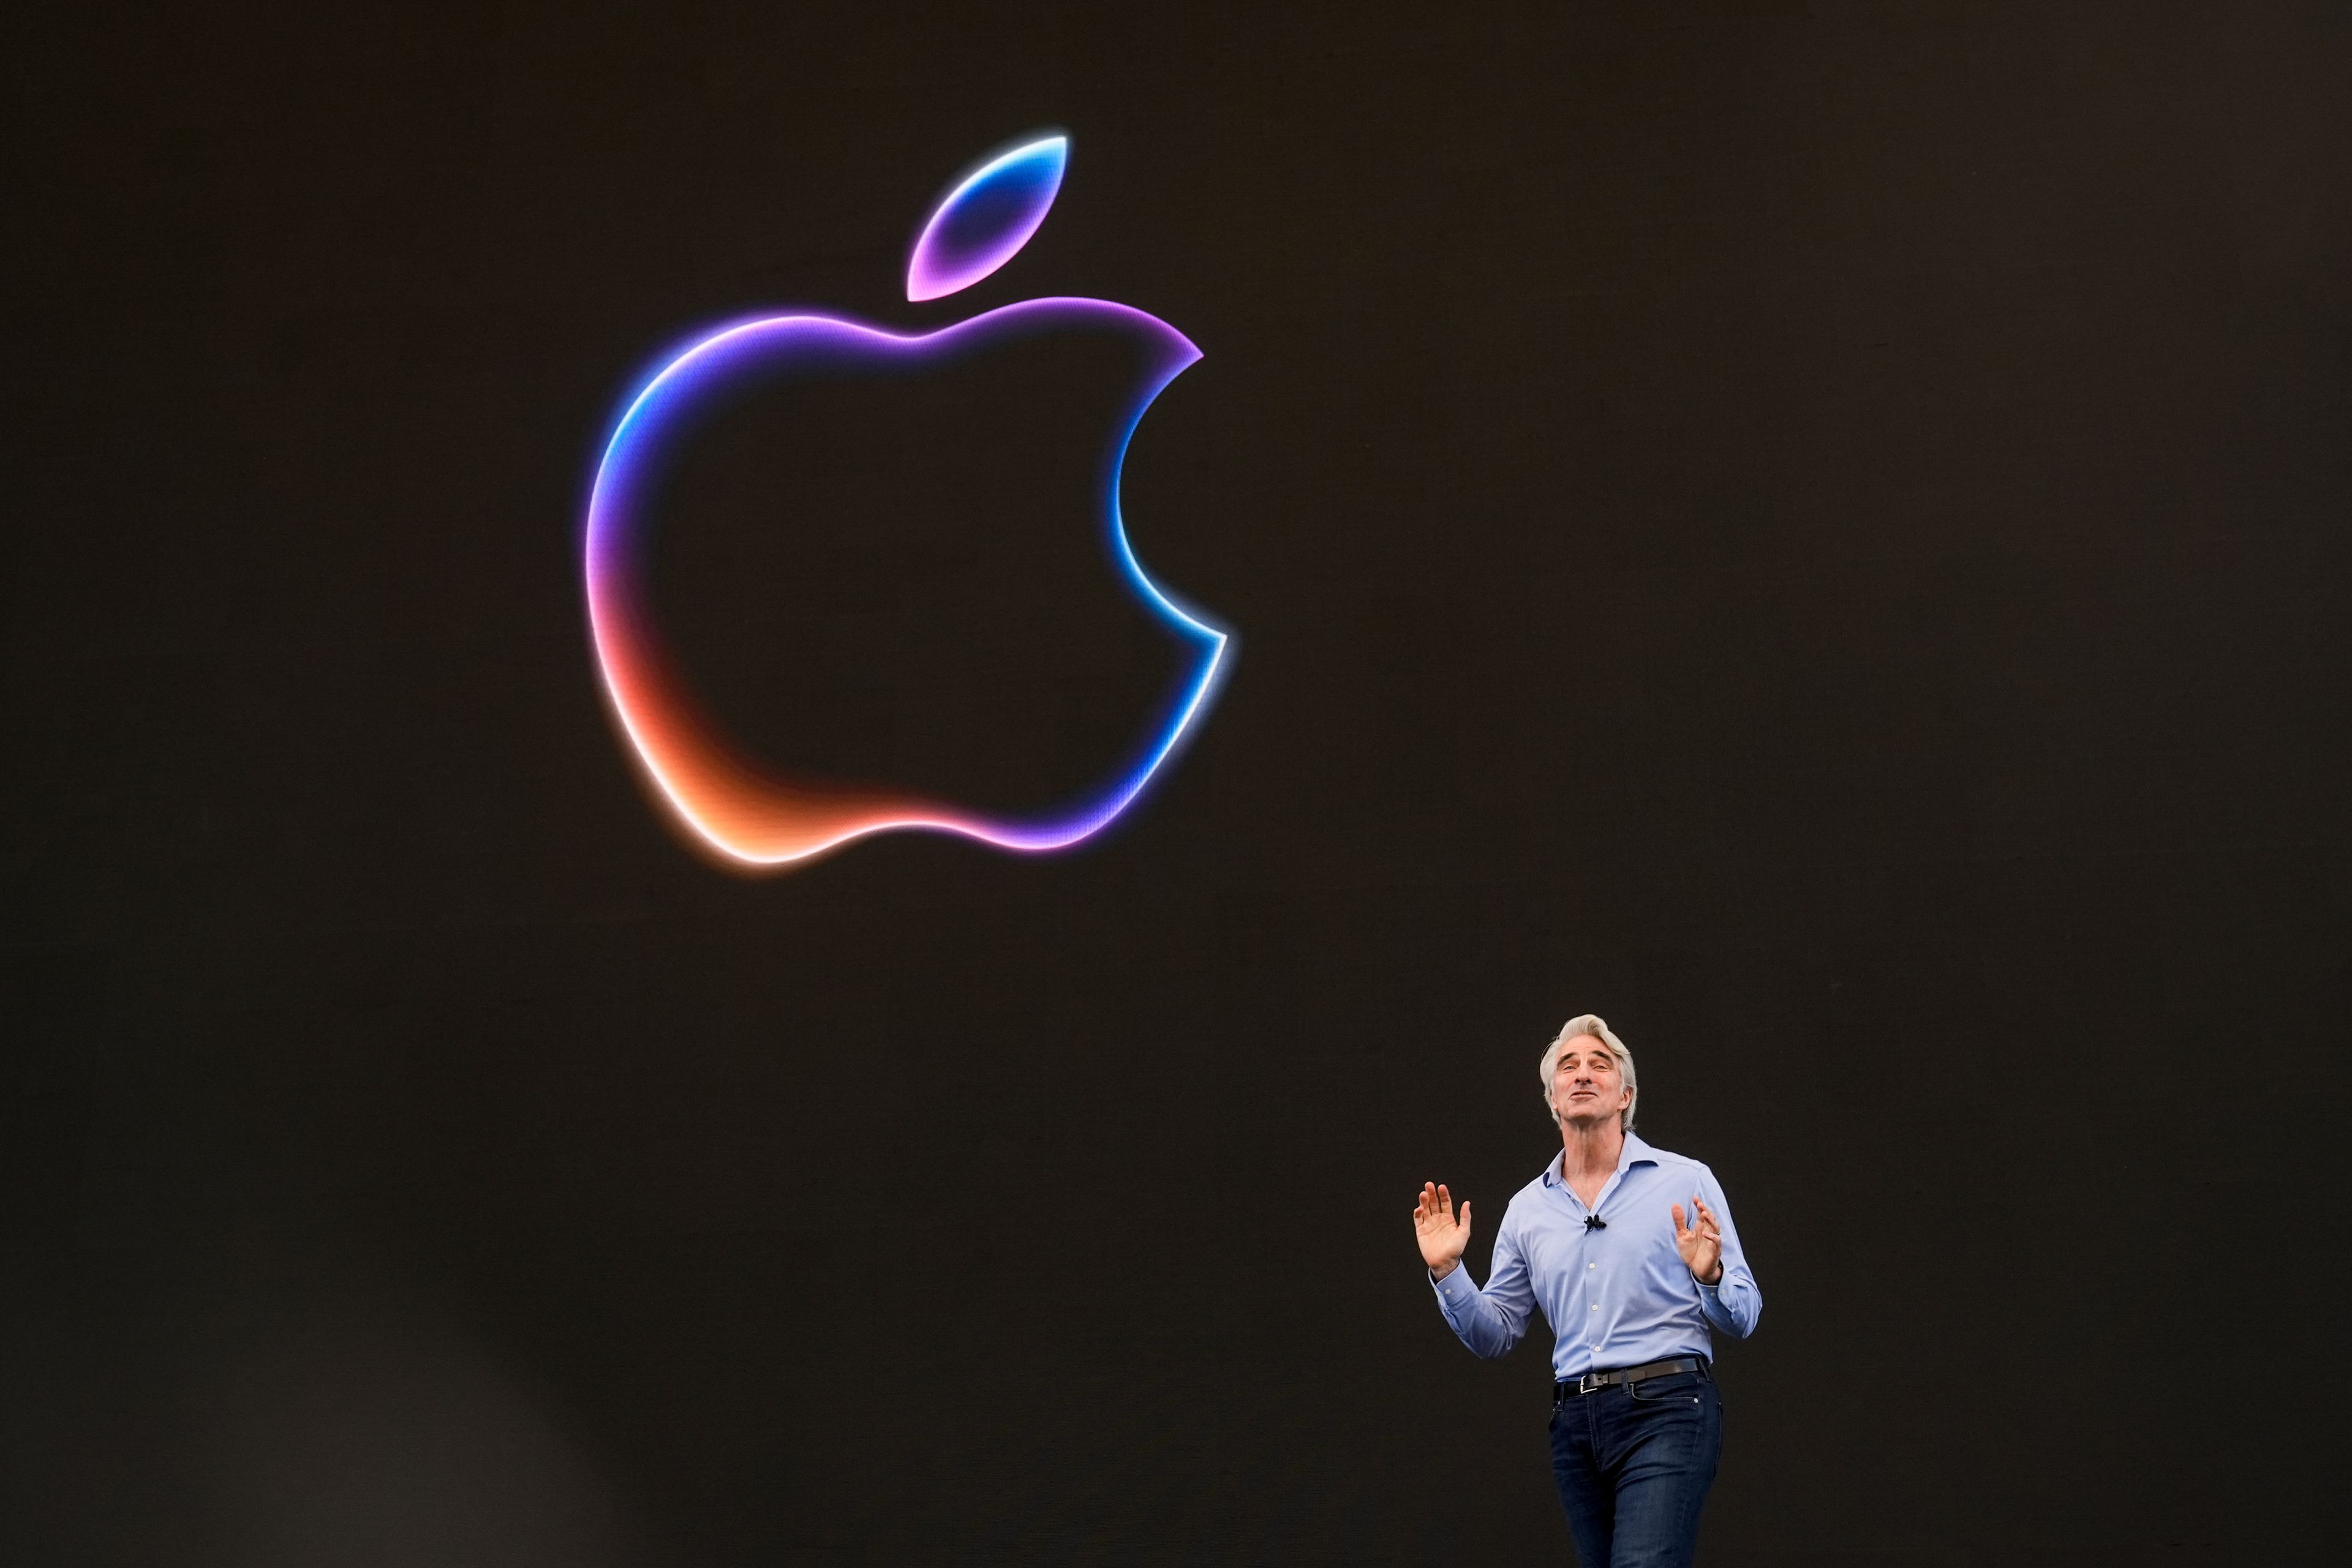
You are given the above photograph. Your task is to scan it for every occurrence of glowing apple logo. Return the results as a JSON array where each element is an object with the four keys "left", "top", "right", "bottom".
[{"left": 582, "top": 134, "right": 1231, "bottom": 871}]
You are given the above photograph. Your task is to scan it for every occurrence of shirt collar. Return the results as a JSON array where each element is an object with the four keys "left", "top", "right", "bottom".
[{"left": 1542, "top": 1131, "right": 1659, "bottom": 1185}]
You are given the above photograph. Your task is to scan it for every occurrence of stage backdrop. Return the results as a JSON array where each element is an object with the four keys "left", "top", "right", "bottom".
[{"left": 5, "top": 3, "right": 2350, "bottom": 1564}]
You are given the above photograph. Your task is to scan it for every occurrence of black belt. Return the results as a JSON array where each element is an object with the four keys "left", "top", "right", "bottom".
[{"left": 1553, "top": 1356, "right": 1707, "bottom": 1401}]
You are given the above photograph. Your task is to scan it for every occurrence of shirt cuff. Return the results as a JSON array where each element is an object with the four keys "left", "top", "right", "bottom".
[{"left": 1430, "top": 1265, "right": 1478, "bottom": 1317}]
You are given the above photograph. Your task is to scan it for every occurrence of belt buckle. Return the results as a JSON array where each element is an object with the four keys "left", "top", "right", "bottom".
[{"left": 1575, "top": 1370, "right": 1607, "bottom": 1395}]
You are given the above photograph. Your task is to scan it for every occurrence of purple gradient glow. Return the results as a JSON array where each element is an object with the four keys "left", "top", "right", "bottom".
[
  {"left": 907, "top": 135, "right": 1067, "bottom": 302},
  {"left": 582, "top": 298, "right": 1229, "bottom": 869}
]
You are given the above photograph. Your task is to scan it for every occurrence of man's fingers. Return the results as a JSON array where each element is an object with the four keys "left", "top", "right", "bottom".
[
  {"left": 1411, "top": 1183, "right": 1472, "bottom": 1235},
  {"left": 1671, "top": 1202, "right": 1689, "bottom": 1237},
  {"left": 1684, "top": 1198, "right": 1719, "bottom": 1264}
]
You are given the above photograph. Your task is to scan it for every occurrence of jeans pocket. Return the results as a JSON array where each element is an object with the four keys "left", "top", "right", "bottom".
[{"left": 1626, "top": 1371, "right": 1706, "bottom": 1406}]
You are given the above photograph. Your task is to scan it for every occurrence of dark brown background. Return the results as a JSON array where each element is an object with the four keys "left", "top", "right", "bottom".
[{"left": 6, "top": 2, "right": 2349, "bottom": 1563}]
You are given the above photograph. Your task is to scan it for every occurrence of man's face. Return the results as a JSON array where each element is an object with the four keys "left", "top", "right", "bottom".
[{"left": 1550, "top": 1036, "right": 1630, "bottom": 1130}]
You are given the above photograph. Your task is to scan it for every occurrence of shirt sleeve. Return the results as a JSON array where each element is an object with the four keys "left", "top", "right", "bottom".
[
  {"left": 1429, "top": 1210, "right": 1536, "bottom": 1359},
  {"left": 1692, "top": 1163, "right": 1762, "bottom": 1340}
]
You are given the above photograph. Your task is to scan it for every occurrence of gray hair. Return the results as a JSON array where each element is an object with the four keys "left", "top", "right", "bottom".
[{"left": 1537, "top": 1014, "right": 1638, "bottom": 1131}]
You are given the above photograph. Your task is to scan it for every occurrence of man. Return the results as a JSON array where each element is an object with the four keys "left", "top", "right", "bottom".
[{"left": 1413, "top": 1014, "right": 1760, "bottom": 1567}]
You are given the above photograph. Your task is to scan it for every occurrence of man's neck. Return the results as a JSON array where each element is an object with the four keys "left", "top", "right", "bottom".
[{"left": 1559, "top": 1120, "right": 1626, "bottom": 1186}]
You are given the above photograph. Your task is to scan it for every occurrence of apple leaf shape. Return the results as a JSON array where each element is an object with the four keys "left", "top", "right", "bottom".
[{"left": 907, "top": 134, "right": 1068, "bottom": 301}]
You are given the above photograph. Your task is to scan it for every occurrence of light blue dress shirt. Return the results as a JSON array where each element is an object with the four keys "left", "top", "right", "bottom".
[{"left": 1430, "top": 1133, "right": 1761, "bottom": 1380}]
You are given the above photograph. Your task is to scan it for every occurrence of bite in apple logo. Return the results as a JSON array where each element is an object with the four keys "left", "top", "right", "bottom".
[{"left": 582, "top": 132, "right": 1231, "bottom": 872}]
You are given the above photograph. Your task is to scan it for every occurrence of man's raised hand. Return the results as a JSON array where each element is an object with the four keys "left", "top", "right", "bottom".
[
  {"left": 1672, "top": 1196, "right": 1724, "bottom": 1286},
  {"left": 1414, "top": 1182, "right": 1472, "bottom": 1280}
]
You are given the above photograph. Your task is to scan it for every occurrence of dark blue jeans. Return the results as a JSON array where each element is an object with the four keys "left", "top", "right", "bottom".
[{"left": 1548, "top": 1366, "right": 1723, "bottom": 1567}]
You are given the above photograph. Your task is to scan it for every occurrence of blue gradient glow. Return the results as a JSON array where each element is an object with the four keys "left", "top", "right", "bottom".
[
  {"left": 907, "top": 134, "right": 1068, "bottom": 301},
  {"left": 584, "top": 300, "right": 1227, "bottom": 868},
  {"left": 584, "top": 132, "right": 1229, "bottom": 872}
]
